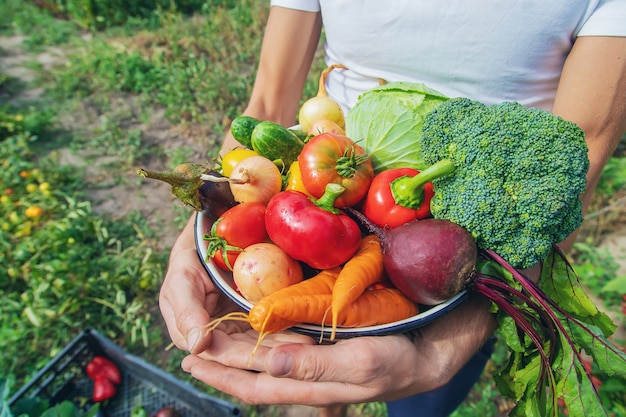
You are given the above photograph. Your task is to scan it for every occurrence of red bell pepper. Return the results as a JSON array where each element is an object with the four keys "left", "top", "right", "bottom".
[
  {"left": 92, "top": 377, "right": 117, "bottom": 402},
  {"left": 361, "top": 167, "right": 435, "bottom": 229},
  {"left": 86, "top": 356, "right": 121, "bottom": 384},
  {"left": 265, "top": 184, "right": 361, "bottom": 269}
]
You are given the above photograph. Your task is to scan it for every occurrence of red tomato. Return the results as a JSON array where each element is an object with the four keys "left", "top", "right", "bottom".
[
  {"left": 93, "top": 377, "right": 116, "bottom": 402},
  {"left": 86, "top": 356, "right": 121, "bottom": 384},
  {"left": 361, "top": 167, "right": 434, "bottom": 229},
  {"left": 298, "top": 133, "right": 374, "bottom": 208},
  {"left": 206, "top": 202, "right": 269, "bottom": 271}
]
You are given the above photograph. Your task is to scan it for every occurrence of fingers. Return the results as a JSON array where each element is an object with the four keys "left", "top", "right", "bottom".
[
  {"left": 181, "top": 334, "right": 418, "bottom": 406},
  {"left": 265, "top": 337, "right": 396, "bottom": 384},
  {"left": 159, "top": 218, "right": 215, "bottom": 353},
  {"left": 181, "top": 354, "right": 374, "bottom": 406},
  {"left": 195, "top": 329, "right": 316, "bottom": 371}
]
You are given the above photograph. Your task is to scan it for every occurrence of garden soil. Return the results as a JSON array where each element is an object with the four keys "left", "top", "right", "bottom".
[{"left": 2, "top": 33, "right": 625, "bottom": 417}]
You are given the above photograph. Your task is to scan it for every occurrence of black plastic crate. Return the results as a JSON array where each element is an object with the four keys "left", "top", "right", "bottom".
[{"left": 9, "top": 328, "right": 242, "bottom": 417}]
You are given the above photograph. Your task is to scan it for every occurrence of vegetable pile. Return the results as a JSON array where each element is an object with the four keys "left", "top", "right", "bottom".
[{"left": 139, "top": 67, "right": 626, "bottom": 417}]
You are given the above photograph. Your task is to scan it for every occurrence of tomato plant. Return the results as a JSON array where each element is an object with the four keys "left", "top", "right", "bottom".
[
  {"left": 298, "top": 133, "right": 374, "bottom": 208},
  {"left": 24, "top": 205, "right": 44, "bottom": 219},
  {"left": 205, "top": 202, "right": 269, "bottom": 271}
]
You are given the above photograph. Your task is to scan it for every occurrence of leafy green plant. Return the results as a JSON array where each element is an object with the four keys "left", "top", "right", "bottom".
[
  {"left": 573, "top": 243, "right": 624, "bottom": 306},
  {"left": 0, "top": 0, "right": 80, "bottom": 51},
  {"left": 1, "top": 114, "right": 167, "bottom": 386}
]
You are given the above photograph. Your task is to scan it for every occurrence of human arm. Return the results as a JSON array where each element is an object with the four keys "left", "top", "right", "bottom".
[
  {"left": 221, "top": 6, "right": 322, "bottom": 151},
  {"left": 553, "top": 36, "right": 626, "bottom": 252}
]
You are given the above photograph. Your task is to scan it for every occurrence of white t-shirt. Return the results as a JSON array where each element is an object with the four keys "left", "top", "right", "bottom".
[{"left": 270, "top": 0, "right": 626, "bottom": 112}]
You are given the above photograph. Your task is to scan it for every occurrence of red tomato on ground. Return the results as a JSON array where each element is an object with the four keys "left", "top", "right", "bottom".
[
  {"left": 206, "top": 202, "right": 269, "bottom": 271},
  {"left": 298, "top": 133, "right": 374, "bottom": 208}
]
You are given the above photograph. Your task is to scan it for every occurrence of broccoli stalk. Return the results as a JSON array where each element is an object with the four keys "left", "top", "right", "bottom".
[
  {"left": 412, "top": 97, "right": 589, "bottom": 269},
  {"left": 390, "top": 159, "right": 456, "bottom": 208}
]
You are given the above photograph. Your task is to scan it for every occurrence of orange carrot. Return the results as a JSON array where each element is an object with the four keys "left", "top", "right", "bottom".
[
  {"left": 331, "top": 234, "right": 384, "bottom": 339},
  {"left": 266, "top": 287, "right": 418, "bottom": 328},
  {"left": 193, "top": 267, "right": 417, "bottom": 364},
  {"left": 198, "top": 267, "right": 341, "bottom": 363},
  {"left": 339, "top": 287, "right": 418, "bottom": 327},
  {"left": 248, "top": 267, "right": 340, "bottom": 333}
]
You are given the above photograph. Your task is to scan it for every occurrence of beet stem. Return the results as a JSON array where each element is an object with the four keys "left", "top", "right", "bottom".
[
  {"left": 473, "top": 279, "right": 555, "bottom": 388},
  {"left": 474, "top": 275, "right": 557, "bottom": 356},
  {"left": 483, "top": 249, "right": 596, "bottom": 384}
]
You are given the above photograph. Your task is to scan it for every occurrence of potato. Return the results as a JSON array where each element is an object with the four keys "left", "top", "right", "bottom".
[{"left": 233, "top": 243, "right": 303, "bottom": 303}]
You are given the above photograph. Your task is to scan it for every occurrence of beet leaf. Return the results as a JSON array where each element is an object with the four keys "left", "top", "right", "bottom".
[{"left": 473, "top": 248, "right": 626, "bottom": 417}]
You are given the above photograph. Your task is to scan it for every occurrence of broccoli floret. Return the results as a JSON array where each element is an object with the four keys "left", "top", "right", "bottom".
[{"left": 398, "top": 97, "right": 589, "bottom": 269}]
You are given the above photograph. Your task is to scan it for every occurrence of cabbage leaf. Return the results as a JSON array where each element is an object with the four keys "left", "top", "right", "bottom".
[{"left": 345, "top": 82, "right": 448, "bottom": 173}]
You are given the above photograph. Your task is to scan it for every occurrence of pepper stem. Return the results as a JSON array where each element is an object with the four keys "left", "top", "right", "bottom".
[
  {"left": 312, "top": 183, "right": 346, "bottom": 214},
  {"left": 390, "top": 159, "right": 456, "bottom": 208}
]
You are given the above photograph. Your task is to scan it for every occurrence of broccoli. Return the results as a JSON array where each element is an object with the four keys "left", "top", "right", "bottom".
[{"left": 391, "top": 97, "right": 589, "bottom": 269}]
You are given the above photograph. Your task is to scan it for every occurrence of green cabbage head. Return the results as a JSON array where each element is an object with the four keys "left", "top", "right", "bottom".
[{"left": 345, "top": 82, "right": 448, "bottom": 173}]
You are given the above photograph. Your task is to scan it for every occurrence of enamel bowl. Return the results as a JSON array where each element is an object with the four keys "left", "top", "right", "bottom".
[{"left": 194, "top": 210, "right": 468, "bottom": 339}]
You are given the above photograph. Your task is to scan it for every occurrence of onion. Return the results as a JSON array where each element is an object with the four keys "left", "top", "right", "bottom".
[
  {"left": 307, "top": 119, "right": 346, "bottom": 136},
  {"left": 298, "top": 64, "right": 347, "bottom": 133},
  {"left": 216, "top": 155, "right": 282, "bottom": 204}
]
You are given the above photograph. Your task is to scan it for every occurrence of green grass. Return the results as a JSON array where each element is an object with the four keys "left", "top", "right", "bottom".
[{"left": 1, "top": 2, "right": 624, "bottom": 416}]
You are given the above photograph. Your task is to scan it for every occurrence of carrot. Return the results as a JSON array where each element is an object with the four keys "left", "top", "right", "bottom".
[
  {"left": 266, "top": 287, "right": 418, "bottom": 328},
  {"left": 339, "top": 287, "right": 418, "bottom": 327},
  {"left": 248, "top": 267, "right": 340, "bottom": 333},
  {"left": 198, "top": 267, "right": 341, "bottom": 363},
  {"left": 331, "top": 234, "right": 384, "bottom": 340},
  {"left": 192, "top": 267, "right": 417, "bottom": 364}
]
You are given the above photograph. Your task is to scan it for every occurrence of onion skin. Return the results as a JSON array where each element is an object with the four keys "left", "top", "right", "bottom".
[
  {"left": 299, "top": 97, "right": 345, "bottom": 133},
  {"left": 298, "top": 64, "right": 348, "bottom": 133},
  {"left": 229, "top": 156, "right": 282, "bottom": 204}
]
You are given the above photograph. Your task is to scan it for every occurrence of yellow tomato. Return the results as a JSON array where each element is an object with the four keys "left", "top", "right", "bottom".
[
  {"left": 221, "top": 148, "right": 259, "bottom": 177},
  {"left": 284, "top": 161, "right": 313, "bottom": 196},
  {"left": 25, "top": 206, "right": 44, "bottom": 219},
  {"left": 39, "top": 182, "right": 51, "bottom": 193},
  {"left": 26, "top": 183, "right": 38, "bottom": 193}
]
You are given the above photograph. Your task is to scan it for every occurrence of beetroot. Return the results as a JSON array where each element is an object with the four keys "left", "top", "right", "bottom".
[
  {"left": 347, "top": 208, "right": 476, "bottom": 304},
  {"left": 377, "top": 218, "right": 476, "bottom": 304}
]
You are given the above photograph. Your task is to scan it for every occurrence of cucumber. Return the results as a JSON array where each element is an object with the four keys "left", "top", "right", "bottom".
[
  {"left": 230, "top": 115, "right": 262, "bottom": 148},
  {"left": 251, "top": 121, "right": 306, "bottom": 167}
]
